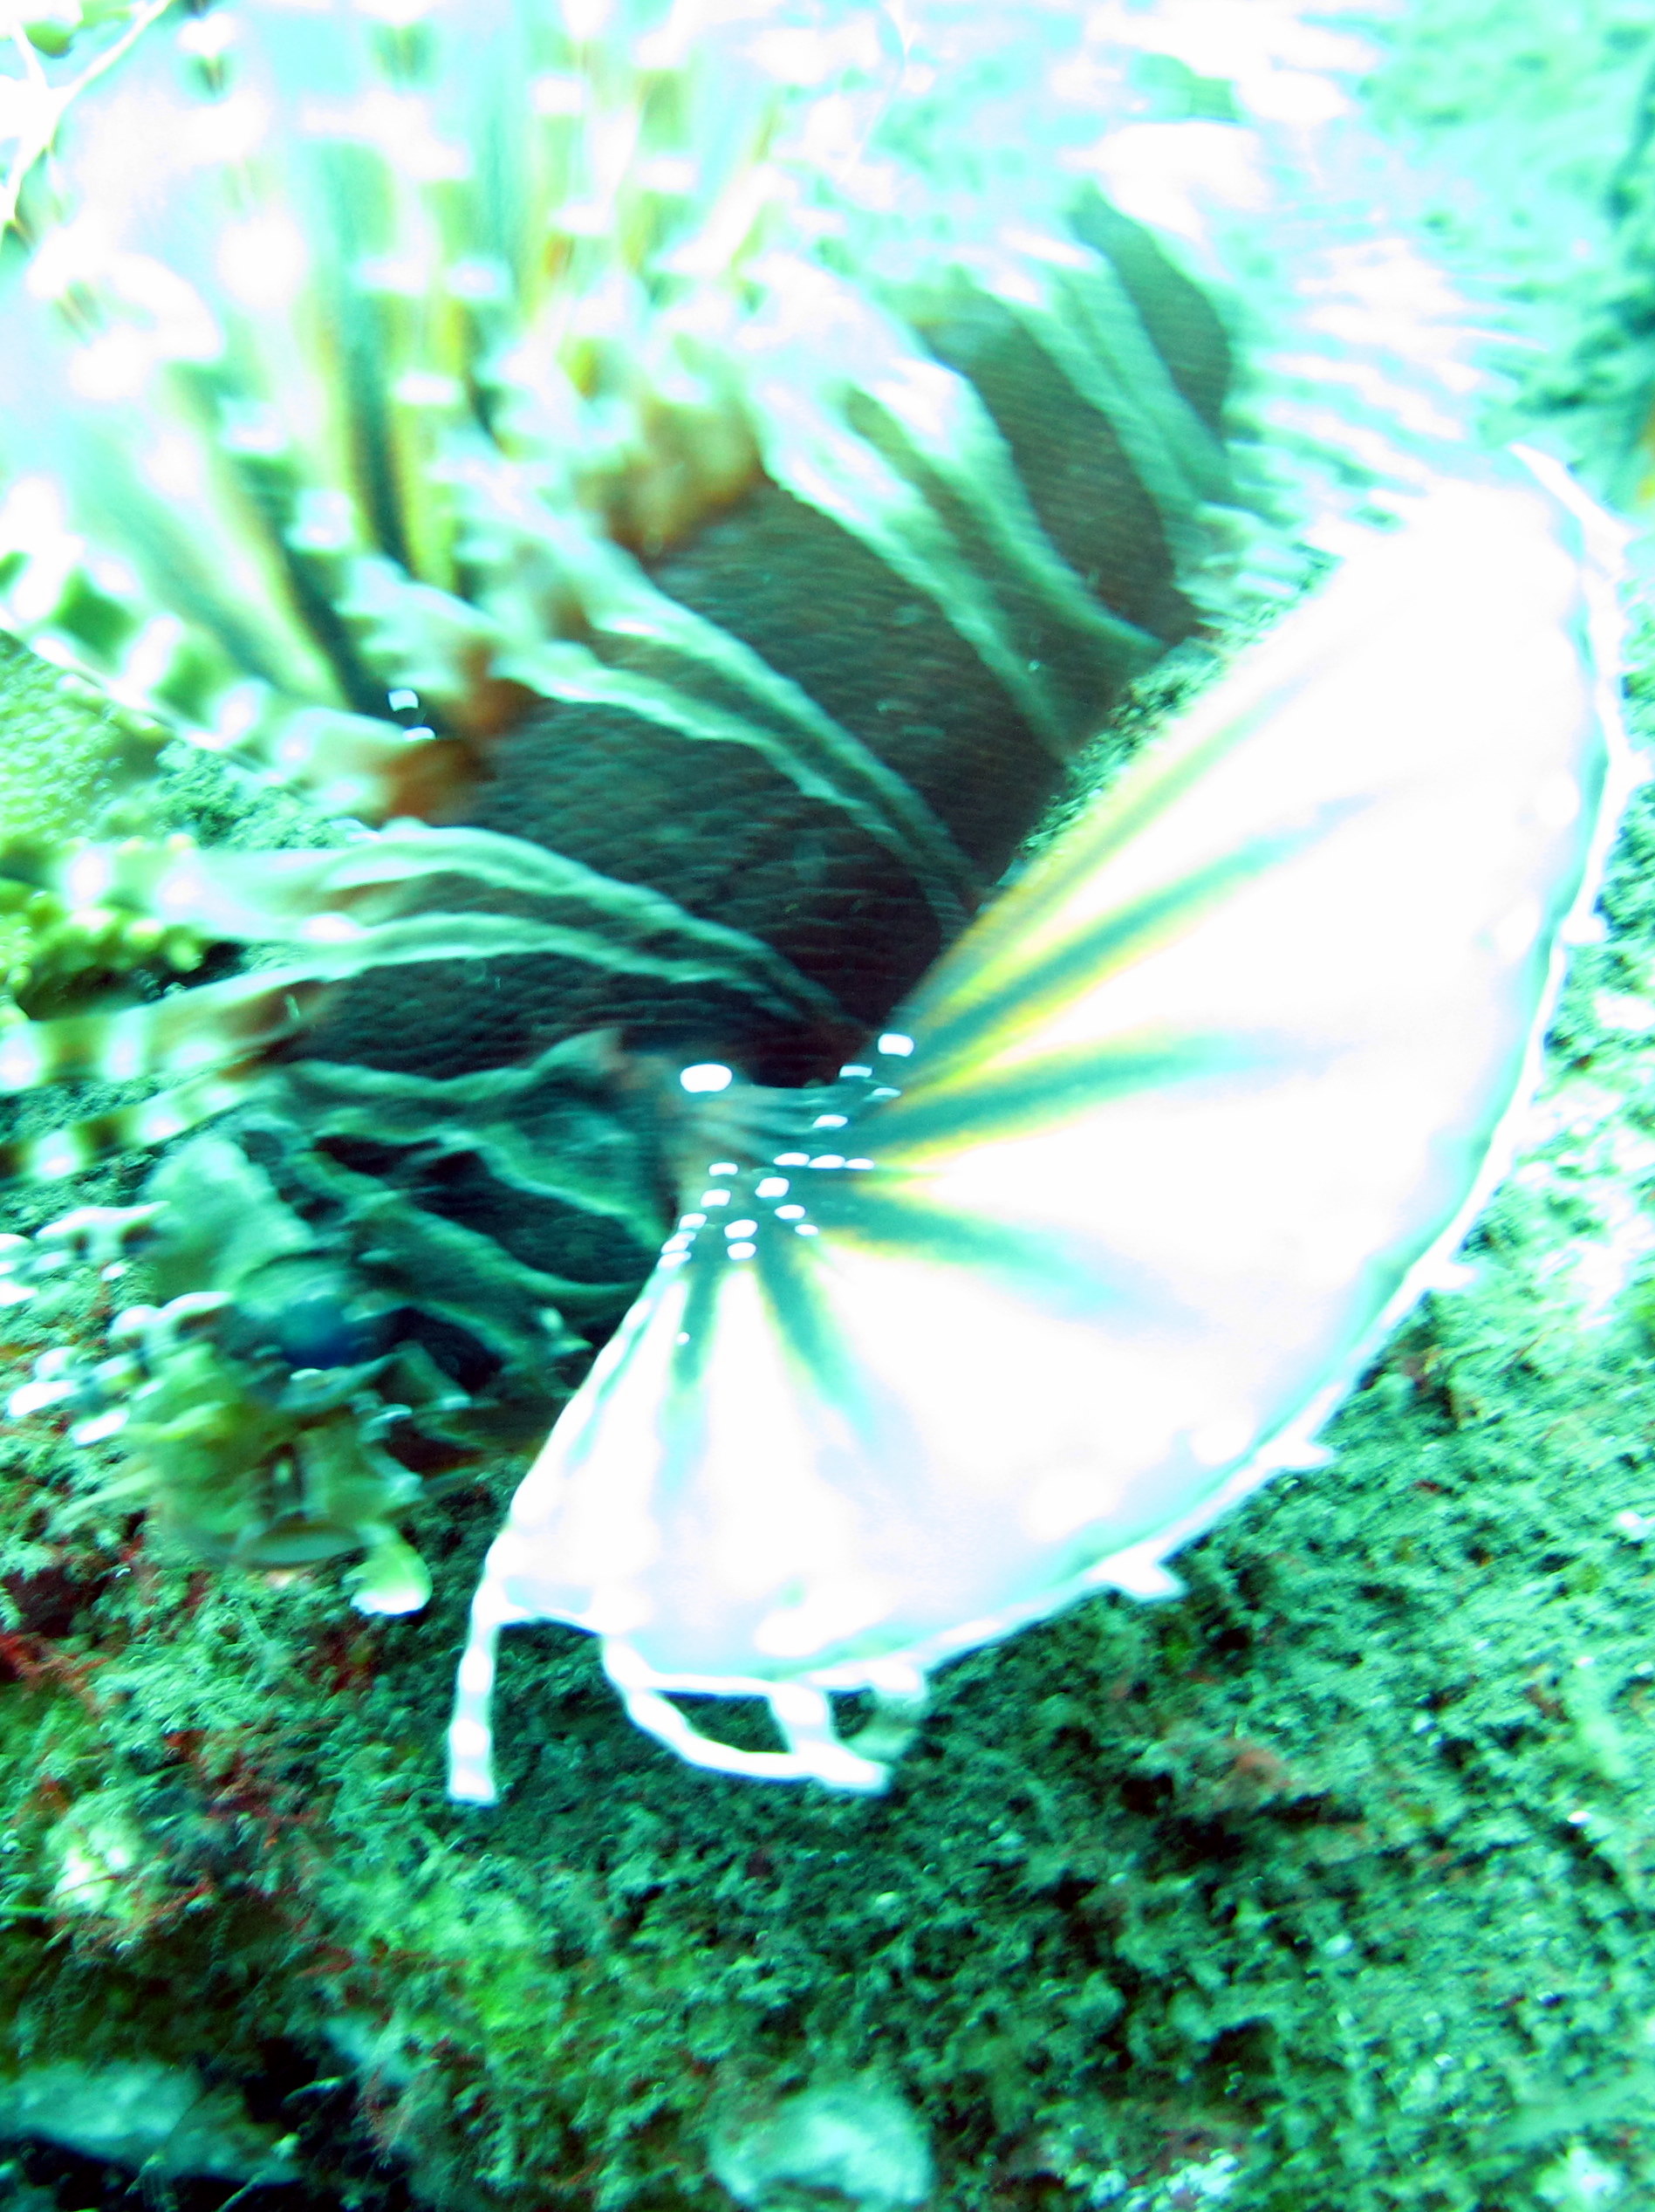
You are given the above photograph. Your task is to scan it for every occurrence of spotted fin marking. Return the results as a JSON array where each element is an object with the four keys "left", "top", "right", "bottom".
[{"left": 449, "top": 446, "right": 1626, "bottom": 1794}]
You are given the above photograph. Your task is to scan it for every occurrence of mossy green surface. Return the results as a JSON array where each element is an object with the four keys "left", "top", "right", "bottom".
[
  {"left": 4, "top": 664, "right": 1655, "bottom": 2212},
  {"left": 7, "top": 4, "right": 1655, "bottom": 2210},
  {"left": 14, "top": 862, "right": 1655, "bottom": 2211}
]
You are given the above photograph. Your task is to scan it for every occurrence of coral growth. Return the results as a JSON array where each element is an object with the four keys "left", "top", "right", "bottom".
[{"left": 0, "top": 640, "right": 202, "bottom": 1032}]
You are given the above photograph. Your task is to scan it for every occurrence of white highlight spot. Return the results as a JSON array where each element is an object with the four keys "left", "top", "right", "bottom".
[
  {"left": 1594, "top": 991, "right": 1655, "bottom": 1037},
  {"left": 776, "top": 1205, "right": 805, "bottom": 1221},
  {"left": 878, "top": 1032, "right": 914, "bottom": 1057},
  {"left": 9, "top": 1379, "right": 78, "bottom": 1418},
  {"left": 1095, "top": 1546, "right": 1185, "bottom": 1600},
  {"left": 1492, "top": 896, "right": 1542, "bottom": 963},
  {"left": 810, "top": 1154, "right": 845, "bottom": 1170},
  {"left": 392, "top": 370, "right": 463, "bottom": 408},
  {"left": 178, "top": 10, "right": 236, "bottom": 55},
  {"left": 132, "top": 1099, "right": 188, "bottom": 1147},
  {"left": 1189, "top": 1413, "right": 1256, "bottom": 1469},
  {"left": 531, "top": 71, "right": 586, "bottom": 115},
  {"left": 562, "top": 0, "right": 611, "bottom": 42},
  {"left": 181, "top": 89, "right": 269, "bottom": 168},
  {"left": 727, "top": 1242, "right": 756, "bottom": 1260},
  {"left": 71, "top": 331, "right": 153, "bottom": 402},
  {"left": 29, "top": 1133, "right": 82, "bottom": 1180},
  {"left": 446, "top": 258, "right": 509, "bottom": 303},
  {"left": 1028, "top": 1462, "right": 1121, "bottom": 1544},
  {"left": 301, "top": 89, "right": 469, "bottom": 184},
  {"left": 353, "top": 255, "right": 430, "bottom": 297},
  {"left": 701, "top": 1190, "right": 731, "bottom": 1208},
  {"left": 64, "top": 850, "right": 113, "bottom": 907},
  {"left": 219, "top": 407, "right": 288, "bottom": 461},
  {"left": 755, "top": 1177, "right": 790, "bottom": 1198},
  {"left": 724, "top": 1220, "right": 758, "bottom": 1238},
  {"left": 98, "top": 1027, "right": 147, "bottom": 1085},
  {"left": 121, "top": 616, "right": 187, "bottom": 701},
  {"left": 637, "top": 154, "right": 698, "bottom": 195},
  {"left": 812, "top": 1113, "right": 848, "bottom": 1129},
  {"left": 1532, "top": 771, "right": 1581, "bottom": 830},
  {"left": 357, "top": 0, "right": 442, "bottom": 30},
  {"left": 288, "top": 489, "right": 359, "bottom": 553},
  {"left": 144, "top": 435, "right": 209, "bottom": 502},
  {"left": 213, "top": 683, "right": 266, "bottom": 746},
  {"left": 774, "top": 1152, "right": 810, "bottom": 1168},
  {"left": 218, "top": 216, "right": 310, "bottom": 310}
]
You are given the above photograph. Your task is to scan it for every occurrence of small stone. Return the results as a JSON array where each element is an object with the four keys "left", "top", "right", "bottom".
[{"left": 710, "top": 2078, "right": 933, "bottom": 2212}]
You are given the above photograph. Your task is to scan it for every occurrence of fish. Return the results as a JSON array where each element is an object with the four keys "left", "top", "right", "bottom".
[
  {"left": 0, "top": 0, "right": 1243, "bottom": 1575},
  {"left": 0, "top": 0, "right": 1234, "bottom": 1181},
  {"left": 0, "top": 0, "right": 1631, "bottom": 1792}
]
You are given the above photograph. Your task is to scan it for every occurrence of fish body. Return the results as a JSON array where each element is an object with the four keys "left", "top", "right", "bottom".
[
  {"left": 0, "top": 3, "right": 1244, "bottom": 1409},
  {"left": 0, "top": 0, "right": 1234, "bottom": 1144},
  {"left": 0, "top": 2, "right": 1634, "bottom": 1794}
]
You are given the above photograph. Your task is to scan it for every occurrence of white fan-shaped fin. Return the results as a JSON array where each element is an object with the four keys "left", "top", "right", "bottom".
[{"left": 450, "top": 449, "right": 1633, "bottom": 1795}]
